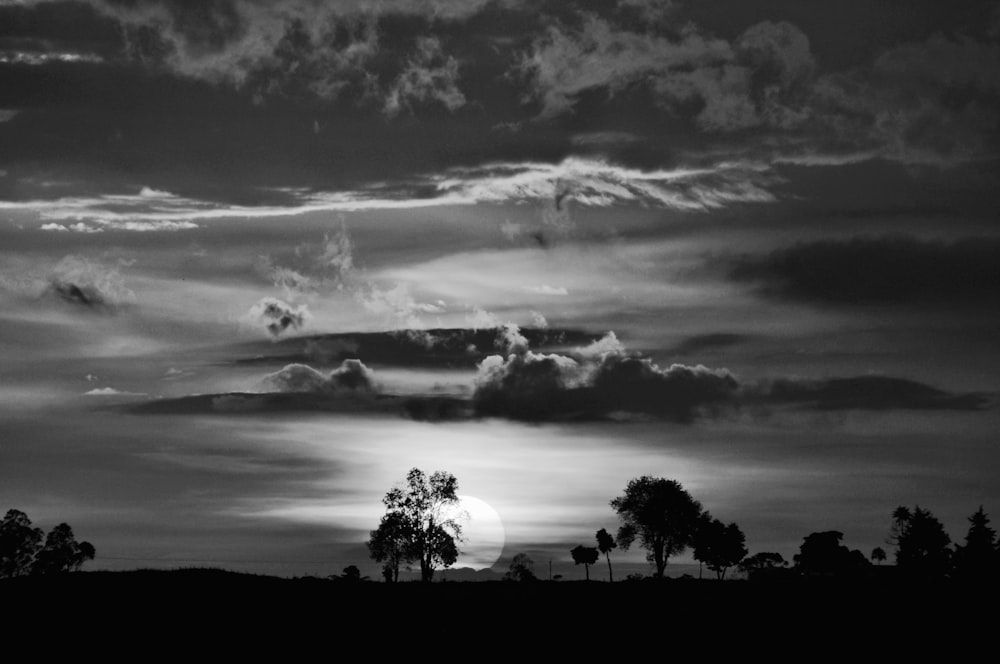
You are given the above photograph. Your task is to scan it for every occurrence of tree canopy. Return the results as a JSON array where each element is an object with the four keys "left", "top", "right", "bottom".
[
  {"left": 504, "top": 553, "right": 537, "bottom": 582},
  {"left": 596, "top": 528, "right": 616, "bottom": 582},
  {"left": 570, "top": 545, "right": 599, "bottom": 580},
  {"left": 952, "top": 505, "right": 996, "bottom": 580},
  {"left": 693, "top": 516, "right": 747, "bottom": 580},
  {"left": 891, "top": 505, "right": 952, "bottom": 578},
  {"left": 610, "top": 476, "right": 703, "bottom": 578},
  {"left": 0, "top": 509, "right": 94, "bottom": 578},
  {"left": 793, "top": 531, "right": 869, "bottom": 576},
  {"left": 367, "top": 468, "right": 463, "bottom": 582}
]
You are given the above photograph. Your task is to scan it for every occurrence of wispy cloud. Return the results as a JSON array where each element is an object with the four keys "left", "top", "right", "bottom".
[
  {"left": 0, "top": 51, "right": 104, "bottom": 65},
  {"left": 7, "top": 158, "right": 778, "bottom": 231}
]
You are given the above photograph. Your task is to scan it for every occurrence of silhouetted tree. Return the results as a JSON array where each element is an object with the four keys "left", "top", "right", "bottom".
[
  {"left": 31, "top": 523, "right": 95, "bottom": 575},
  {"left": 369, "top": 468, "right": 463, "bottom": 582},
  {"left": 738, "top": 552, "right": 787, "bottom": 578},
  {"left": 794, "top": 531, "right": 869, "bottom": 576},
  {"left": 368, "top": 511, "right": 410, "bottom": 583},
  {"left": 610, "top": 476, "right": 703, "bottom": 578},
  {"left": 571, "top": 545, "right": 599, "bottom": 580},
  {"left": 596, "top": 528, "right": 616, "bottom": 582},
  {"left": 504, "top": 553, "right": 537, "bottom": 582},
  {"left": 339, "top": 565, "right": 363, "bottom": 582},
  {"left": 0, "top": 509, "right": 44, "bottom": 578},
  {"left": 693, "top": 517, "right": 748, "bottom": 580},
  {"left": 871, "top": 547, "right": 887, "bottom": 566},
  {"left": 953, "top": 505, "right": 997, "bottom": 580},
  {"left": 891, "top": 505, "right": 952, "bottom": 578}
]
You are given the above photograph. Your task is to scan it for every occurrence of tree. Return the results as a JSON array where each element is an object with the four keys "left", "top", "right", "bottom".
[
  {"left": 693, "top": 517, "right": 748, "bottom": 580},
  {"left": 793, "top": 531, "right": 869, "bottom": 576},
  {"left": 953, "top": 505, "right": 996, "bottom": 580},
  {"left": 367, "top": 511, "right": 410, "bottom": 583},
  {"left": 891, "top": 505, "right": 952, "bottom": 578},
  {"left": 738, "top": 552, "right": 787, "bottom": 578},
  {"left": 338, "top": 565, "right": 363, "bottom": 582},
  {"left": 1, "top": 509, "right": 44, "bottom": 579},
  {"left": 368, "top": 468, "right": 463, "bottom": 582},
  {"left": 31, "top": 523, "right": 95, "bottom": 575},
  {"left": 871, "top": 547, "right": 887, "bottom": 565},
  {"left": 571, "top": 545, "right": 599, "bottom": 580},
  {"left": 596, "top": 528, "right": 616, "bottom": 582},
  {"left": 504, "top": 553, "right": 537, "bottom": 582},
  {"left": 610, "top": 476, "right": 703, "bottom": 578}
]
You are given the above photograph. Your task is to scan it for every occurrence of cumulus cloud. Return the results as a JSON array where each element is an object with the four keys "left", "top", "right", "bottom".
[
  {"left": 473, "top": 331, "right": 739, "bottom": 422},
  {"left": 46, "top": 255, "right": 135, "bottom": 312},
  {"left": 253, "top": 359, "right": 376, "bottom": 394},
  {"left": 494, "top": 323, "right": 529, "bottom": 355},
  {"left": 245, "top": 297, "right": 311, "bottom": 337},
  {"left": 728, "top": 235, "right": 1000, "bottom": 306}
]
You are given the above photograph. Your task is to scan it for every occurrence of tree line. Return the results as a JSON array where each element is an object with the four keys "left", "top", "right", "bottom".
[
  {"left": 368, "top": 469, "right": 999, "bottom": 582},
  {"left": 0, "top": 509, "right": 95, "bottom": 578}
]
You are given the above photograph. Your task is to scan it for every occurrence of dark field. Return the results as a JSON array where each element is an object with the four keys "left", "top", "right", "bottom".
[{"left": 2, "top": 569, "right": 992, "bottom": 655}]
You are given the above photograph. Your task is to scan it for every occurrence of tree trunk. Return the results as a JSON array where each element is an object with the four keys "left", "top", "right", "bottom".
[
  {"left": 584, "top": 563, "right": 590, "bottom": 581},
  {"left": 605, "top": 552, "right": 613, "bottom": 583},
  {"left": 654, "top": 545, "right": 665, "bottom": 578}
]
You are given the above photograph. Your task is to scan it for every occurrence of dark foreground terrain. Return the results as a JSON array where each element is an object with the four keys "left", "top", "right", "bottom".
[{"left": 2, "top": 569, "right": 993, "bottom": 655}]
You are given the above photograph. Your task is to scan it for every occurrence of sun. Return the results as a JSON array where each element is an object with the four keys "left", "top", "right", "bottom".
[{"left": 444, "top": 495, "right": 506, "bottom": 571}]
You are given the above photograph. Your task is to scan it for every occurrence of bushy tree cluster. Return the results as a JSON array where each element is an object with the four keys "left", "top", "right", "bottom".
[
  {"left": 367, "top": 468, "right": 463, "bottom": 583},
  {"left": 0, "top": 509, "right": 95, "bottom": 578},
  {"left": 609, "top": 476, "right": 746, "bottom": 579}
]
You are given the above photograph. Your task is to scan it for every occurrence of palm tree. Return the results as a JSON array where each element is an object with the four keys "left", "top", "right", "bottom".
[{"left": 596, "top": 528, "right": 617, "bottom": 582}]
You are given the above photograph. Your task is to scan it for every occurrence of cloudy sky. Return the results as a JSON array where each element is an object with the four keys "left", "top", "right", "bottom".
[{"left": 2, "top": 0, "right": 999, "bottom": 579}]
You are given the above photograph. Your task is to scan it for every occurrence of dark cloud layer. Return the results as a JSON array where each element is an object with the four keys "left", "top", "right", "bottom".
[
  {"left": 2, "top": 0, "right": 998, "bottom": 205},
  {"left": 121, "top": 325, "right": 991, "bottom": 422},
  {"left": 231, "top": 327, "right": 597, "bottom": 369},
  {"left": 473, "top": 332, "right": 741, "bottom": 422},
  {"left": 757, "top": 375, "right": 989, "bottom": 412},
  {"left": 728, "top": 235, "right": 1000, "bottom": 306}
]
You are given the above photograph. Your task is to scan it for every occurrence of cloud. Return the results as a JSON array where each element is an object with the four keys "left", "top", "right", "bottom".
[
  {"left": 258, "top": 224, "right": 355, "bottom": 298},
  {"left": 0, "top": 109, "right": 20, "bottom": 122},
  {"left": 494, "top": 323, "right": 529, "bottom": 355},
  {"left": 0, "top": 51, "right": 104, "bottom": 65},
  {"left": 728, "top": 235, "right": 1000, "bottom": 306},
  {"left": 245, "top": 297, "right": 311, "bottom": 338},
  {"left": 810, "top": 32, "right": 1000, "bottom": 166},
  {"left": 383, "top": 36, "right": 466, "bottom": 116},
  {"left": 253, "top": 359, "right": 376, "bottom": 395},
  {"left": 524, "top": 285, "right": 568, "bottom": 296},
  {"left": 755, "top": 375, "right": 989, "bottom": 412},
  {"left": 519, "top": 16, "right": 814, "bottom": 131},
  {"left": 473, "top": 331, "right": 739, "bottom": 422},
  {"left": 83, "top": 387, "right": 147, "bottom": 396},
  {"left": 65, "top": 0, "right": 479, "bottom": 113},
  {"left": 3, "top": 156, "right": 778, "bottom": 228},
  {"left": 45, "top": 255, "right": 135, "bottom": 312},
  {"left": 434, "top": 157, "right": 778, "bottom": 211}
]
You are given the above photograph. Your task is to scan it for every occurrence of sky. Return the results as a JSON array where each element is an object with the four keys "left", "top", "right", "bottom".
[{"left": 1, "top": 0, "right": 999, "bottom": 580}]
